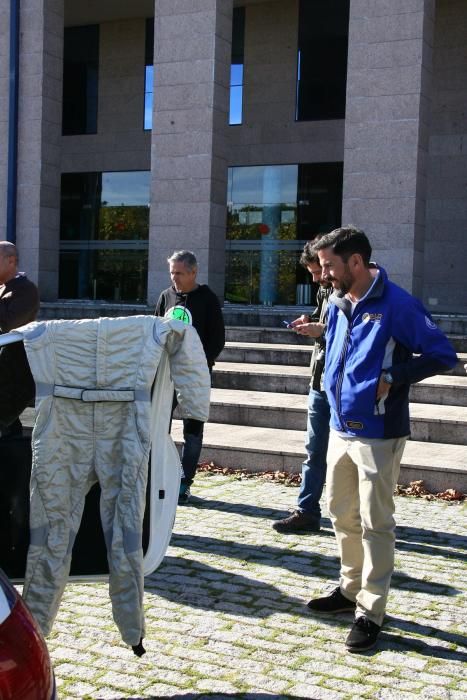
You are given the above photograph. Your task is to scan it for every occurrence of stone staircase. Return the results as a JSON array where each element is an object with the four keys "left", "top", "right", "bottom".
[{"left": 172, "top": 327, "right": 467, "bottom": 493}]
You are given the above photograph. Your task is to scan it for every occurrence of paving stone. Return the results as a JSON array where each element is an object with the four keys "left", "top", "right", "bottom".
[
  {"left": 289, "top": 683, "right": 346, "bottom": 699},
  {"left": 65, "top": 681, "right": 100, "bottom": 696},
  {"left": 420, "top": 686, "right": 456, "bottom": 699},
  {"left": 374, "top": 690, "right": 420, "bottom": 700},
  {"left": 195, "top": 679, "right": 239, "bottom": 693},
  {"left": 97, "top": 671, "right": 149, "bottom": 692},
  {"left": 52, "top": 662, "right": 100, "bottom": 681}
]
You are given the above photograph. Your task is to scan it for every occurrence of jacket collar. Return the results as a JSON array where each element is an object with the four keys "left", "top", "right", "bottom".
[{"left": 329, "top": 264, "right": 387, "bottom": 318}]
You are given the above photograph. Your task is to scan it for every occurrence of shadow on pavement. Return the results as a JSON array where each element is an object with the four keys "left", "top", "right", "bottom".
[
  {"left": 145, "top": 556, "right": 308, "bottom": 618},
  {"left": 396, "top": 524, "right": 467, "bottom": 561},
  {"left": 168, "top": 533, "right": 461, "bottom": 598},
  {"left": 188, "top": 496, "right": 307, "bottom": 523},
  {"left": 382, "top": 615, "right": 467, "bottom": 663},
  {"left": 101, "top": 694, "right": 307, "bottom": 699}
]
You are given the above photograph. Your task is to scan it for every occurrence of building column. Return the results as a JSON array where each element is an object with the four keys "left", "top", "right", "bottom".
[
  {"left": 0, "top": 0, "right": 11, "bottom": 240},
  {"left": 148, "top": 0, "right": 233, "bottom": 304},
  {"left": 14, "top": 0, "right": 63, "bottom": 298},
  {"left": 343, "top": 0, "right": 435, "bottom": 294}
]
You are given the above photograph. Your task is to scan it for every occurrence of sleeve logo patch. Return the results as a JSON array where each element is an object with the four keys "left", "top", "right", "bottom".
[{"left": 425, "top": 316, "right": 438, "bottom": 331}]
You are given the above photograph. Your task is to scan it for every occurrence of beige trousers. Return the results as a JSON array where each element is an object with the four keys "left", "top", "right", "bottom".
[{"left": 326, "top": 431, "right": 407, "bottom": 626}]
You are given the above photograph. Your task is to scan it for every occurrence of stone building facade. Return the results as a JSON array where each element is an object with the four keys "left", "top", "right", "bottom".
[{"left": 0, "top": 0, "right": 465, "bottom": 315}]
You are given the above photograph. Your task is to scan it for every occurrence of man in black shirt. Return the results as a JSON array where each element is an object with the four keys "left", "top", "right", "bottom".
[{"left": 155, "top": 250, "right": 225, "bottom": 503}]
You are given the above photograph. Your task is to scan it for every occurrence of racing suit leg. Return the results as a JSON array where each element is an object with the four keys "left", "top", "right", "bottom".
[
  {"left": 95, "top": 400, "right": 150, "bottom": 649},
  {"left": 23, "top": 443, "right": 97, "bottom": 635}
]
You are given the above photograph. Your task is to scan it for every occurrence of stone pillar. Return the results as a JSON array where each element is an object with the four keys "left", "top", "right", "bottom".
[
  {"left": 15, "top": 0, "right": 63, "bottom": 297},
  {"left": 343, "top": 0, "right": 435, "bottom": 294},
  {"left": 0, "top": 0, "right": 11, "bottom": 240},
  {"left": 148, "top": 0, "right": 232, "bottom": 304}
]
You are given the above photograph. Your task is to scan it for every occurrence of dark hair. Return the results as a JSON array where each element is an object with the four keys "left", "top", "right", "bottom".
[
  {"left": 312, "top": 226, "right": 372, "bottom": 266},
  {"left": 167, "top": 250, "right": 198, "bottom": 271},
  {"left": 299, "top": 237, "right": 321, "bottom": 268}
]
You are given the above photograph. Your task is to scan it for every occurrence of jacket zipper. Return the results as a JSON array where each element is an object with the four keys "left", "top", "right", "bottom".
[{"left": 335, "top": 323, "right": 351, "bottom": 431}]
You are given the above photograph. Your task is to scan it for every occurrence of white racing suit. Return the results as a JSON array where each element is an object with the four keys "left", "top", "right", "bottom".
[{"left": 14, "top": 315, "right": 210, "bottom": 655}]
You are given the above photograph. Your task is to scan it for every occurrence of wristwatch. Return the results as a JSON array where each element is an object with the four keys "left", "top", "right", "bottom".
[{"left": 382, "top": 371, "right": 393, "bottom": 384}]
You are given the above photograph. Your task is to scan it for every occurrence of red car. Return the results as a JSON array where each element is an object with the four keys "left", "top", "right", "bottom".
[{"left": 0, "top": 568, "right": 56, "bottom": 700}]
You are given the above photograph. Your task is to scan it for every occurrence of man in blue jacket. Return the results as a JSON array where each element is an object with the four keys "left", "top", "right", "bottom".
[{"left": 307, "top": 226, "right": 457, "bottom": 652}]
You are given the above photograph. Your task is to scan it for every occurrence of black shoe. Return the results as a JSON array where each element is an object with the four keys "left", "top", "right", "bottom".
[
  {"left": 307, "top": 586, "right": 356, "bottom": 613},
  {"left": 272, "top": 510, "right": 320, "bottom": 533},
  {"left": 345, "top": 616, "right": 381, "bottom": 653}
]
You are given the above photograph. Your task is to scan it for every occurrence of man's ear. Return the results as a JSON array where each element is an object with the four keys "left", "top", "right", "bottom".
[{"left": 348, "top": 252, "right": 363, "bottom": 270}]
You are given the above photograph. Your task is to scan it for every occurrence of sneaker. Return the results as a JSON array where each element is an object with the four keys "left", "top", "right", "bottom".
[
  {"left": 178, "top": 484, "right": 191, "bottom": 504},
  {"left": 307, "top": 586, "right": 356, "bottom": 613},
  {"left": 345, "top": 615, "right": 381, "bottom": 652},
  {"left": 272, "top": 510, "right": 320, "bottom": 533}
]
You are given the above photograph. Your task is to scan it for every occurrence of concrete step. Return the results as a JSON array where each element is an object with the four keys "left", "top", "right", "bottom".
[
  {"left": 225, "top": 325, "right": 467, "bottom": 352},
  {"left": 171, "top": 420, "right": 467, "bottom": 493},
  {"left": 213, "top": 362, "right": 467, "bottom": 405},
  {"left": 226, "top": 326, "right": 314, "bottom": 346},
  {"left": 213, "top": 361, "right": 310, "bottom": 394},
  {"left": 18, "top": 407, "right": 465, "bottom": 492},
  {"left": 208, "top": 388, "right": 467, "bottom": 446},
  {"left": 412, "top": 375, "right": 467, "bottom": 406},
  {"left": 220, "top": 342, "right": 467, "bottom": 376},
  {"left": 220, "top": 341, "right": 312, "bottom": 367},
  {"left": 223, "top": 311, "right": 467, "bottom": 338}
]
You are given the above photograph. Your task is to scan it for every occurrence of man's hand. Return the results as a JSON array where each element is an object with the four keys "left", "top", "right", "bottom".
[
  {"left": 376, "top": 374, "right": 392, "bottom": 400},
  {"left": 294, "top": 321, "right": 325, "bottom": 338},
  {"left": 288, "top": 314, "right": 310, "bottom": 328}
]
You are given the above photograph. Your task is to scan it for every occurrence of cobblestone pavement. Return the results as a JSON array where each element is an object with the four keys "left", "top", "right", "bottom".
[{"left": 45, "top": 472, "right": 466, "bottom": 700}]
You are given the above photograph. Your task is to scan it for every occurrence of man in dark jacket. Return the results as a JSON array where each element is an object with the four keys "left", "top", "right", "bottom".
[
  {"left": 307, "top": 226, "right": 457, "bottom": 653},
  {"left": 272, "top": 240, "right": 332, "bottom": 533},
  {"left": 155, "top": 250, "right": 225, "bottom": 503},
  {"left": 0, "top": 242, "right": 39, "bottom": 437}
]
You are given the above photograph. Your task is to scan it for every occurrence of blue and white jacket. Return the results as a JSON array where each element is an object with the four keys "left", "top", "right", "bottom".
[{"left": 324, "top": 266, "right": 458, "bottom": 439}]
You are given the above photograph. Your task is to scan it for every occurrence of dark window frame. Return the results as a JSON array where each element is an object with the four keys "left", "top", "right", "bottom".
[
  {"left": 62, "top": 25, "right": 99, "bottom": 136},
  {"left": 229, "top": 7, "right": 245, "bottom": 126},
  {"left": 295, "top": 0, "right": 349, "bottom": 122},
  {"left": 144, "top": 18, "right": 154, "bottom": 131},
  {"left": 59, "top": 171, "right": 150, "bottom": 303}
]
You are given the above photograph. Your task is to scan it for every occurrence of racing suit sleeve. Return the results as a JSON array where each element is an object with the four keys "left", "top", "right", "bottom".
[{"left": 163, "top": 320, "right": 211, "bottom": 423}]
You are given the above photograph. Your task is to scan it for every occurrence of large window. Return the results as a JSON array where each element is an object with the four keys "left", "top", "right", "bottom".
[
  {"left": 296, "top": 0, "right": 349, "bottom": 121},
  {"left": 144, "top": 18, "right": 154, "bottom": 130},
  {"left": 59, "top": 171, "right": 150, "bottom": 303},
  {"left": 226, "top": 163, "right": 343, "bottom": 305},
  {"left": 229, "top": 7, "right": 245, "bottom": 125},
  {"left": 62, "top": 25, "right": 99, "bottom": 135}
]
